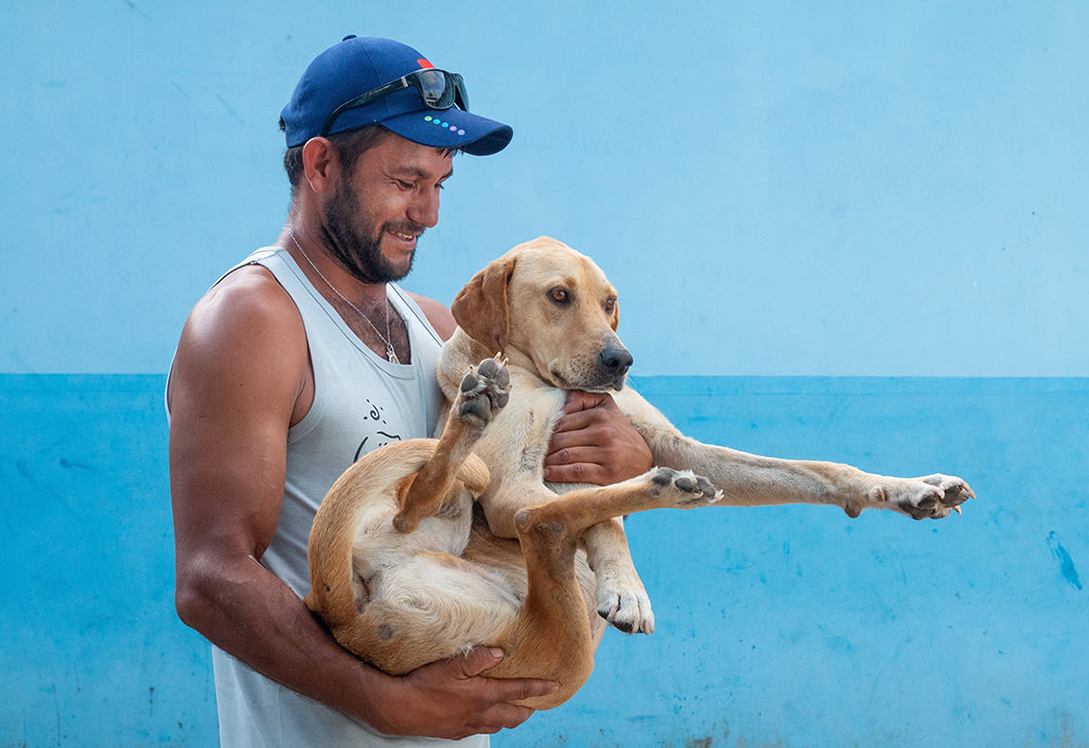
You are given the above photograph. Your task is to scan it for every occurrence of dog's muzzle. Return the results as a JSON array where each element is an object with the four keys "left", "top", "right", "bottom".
[{"left": 599, "top": 344, "right": 633, "bottom": 387}]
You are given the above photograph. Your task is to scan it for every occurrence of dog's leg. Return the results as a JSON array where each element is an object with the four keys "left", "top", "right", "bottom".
[
  {"left": 580, "top": 518, "right": 655, "bottom": 634},
  {"left": 394, "top": 358, "right": 510, "bottom": 533},
  {"left": 486, "top": 489, "right": 658, "bottom": 636},
  {"left": 486, "top": 467, "right": 719, "bottom": 708},
  {"left": 628, "top": 413, "right": 974, "bottom": 519}
]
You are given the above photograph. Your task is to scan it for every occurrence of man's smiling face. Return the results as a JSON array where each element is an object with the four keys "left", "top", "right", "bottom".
[{"left": 320, "top": 131, "right": 454, "bottom": 283}]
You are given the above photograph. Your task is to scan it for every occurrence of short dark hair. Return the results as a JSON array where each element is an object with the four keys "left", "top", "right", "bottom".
[{"left": 277, "top": 121, "right": 393, "bottom": 193}]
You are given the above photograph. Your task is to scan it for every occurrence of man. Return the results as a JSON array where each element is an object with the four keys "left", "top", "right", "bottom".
[{"left": 168, "top": 36, "right": 652, "bottom": 746}]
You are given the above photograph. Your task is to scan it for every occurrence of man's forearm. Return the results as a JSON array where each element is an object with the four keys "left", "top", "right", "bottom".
[{"left": 175, "top": 552, "right": 398, "bottom": 730}]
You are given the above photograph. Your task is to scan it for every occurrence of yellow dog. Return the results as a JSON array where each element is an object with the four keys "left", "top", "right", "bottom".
[{"left": 306, "top": 237, "right": 974, "bottom": 709}]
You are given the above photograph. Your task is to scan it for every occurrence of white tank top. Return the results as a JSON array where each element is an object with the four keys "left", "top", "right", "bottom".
[{"left": 206, "top": 246, "right": 487, "bottom": 747}]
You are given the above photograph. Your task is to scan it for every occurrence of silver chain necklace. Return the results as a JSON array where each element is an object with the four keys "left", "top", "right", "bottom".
[{"left": 286, "top": 230, "right": 400, "bottom": 364}]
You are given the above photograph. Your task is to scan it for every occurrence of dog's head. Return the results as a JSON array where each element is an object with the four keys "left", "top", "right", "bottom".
[{"left": 451, "top": 237, "right": 632, "bottom": 392}]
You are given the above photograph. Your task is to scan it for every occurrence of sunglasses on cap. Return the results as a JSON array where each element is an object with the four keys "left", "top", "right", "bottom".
[{"left": 320, "top": 68, "right": 469, "bottom": 138}]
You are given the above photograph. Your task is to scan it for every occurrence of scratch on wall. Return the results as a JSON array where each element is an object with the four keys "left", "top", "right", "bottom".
[
  {"left": 215, "top": 95, "right": 246, "bottom": 126},
  {"left": 120, "top": 0, "right": 149, "bottom": 18},
  {"left": 1048, "top": 532, "right": 1083, "bottom": 590}
]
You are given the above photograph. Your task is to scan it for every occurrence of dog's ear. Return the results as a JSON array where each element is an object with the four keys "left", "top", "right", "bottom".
[{"left": 450, "top": 256, "right": 517, "bottom": 351}]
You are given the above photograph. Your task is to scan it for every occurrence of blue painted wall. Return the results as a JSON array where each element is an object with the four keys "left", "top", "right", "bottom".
[
  {"left": 4, "top": 1, "right": 1088, "bottom": 746},
  {"left": 3, "top": 375, "right": 1086, "bottom": 746}
]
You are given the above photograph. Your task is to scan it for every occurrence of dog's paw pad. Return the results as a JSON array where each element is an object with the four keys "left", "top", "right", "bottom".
[
  {"left": 884, "top": 474, "right": 975, "bottom": 520},
  {"left": 458, "top": 395, "right": 493, "bottom": 423},
  {"left": 476, "top": 357, "right": 501, "bottom": 379},
  {"left": 650, "top": 467, "right": 678, "bottom": 486},
  {"left": 650, "top": 468, "right": 720, "bottom": 507},
  {"left": 460, "top": 372, "right": 480, "bottom": 394},
  {"left": 456, "top": 358, "right": 511, "bottom": 425}
]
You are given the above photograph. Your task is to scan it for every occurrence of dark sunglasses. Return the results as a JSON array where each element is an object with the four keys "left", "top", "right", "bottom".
[{"left": 320, "top": 68, "right": 469, "bottom": 138}]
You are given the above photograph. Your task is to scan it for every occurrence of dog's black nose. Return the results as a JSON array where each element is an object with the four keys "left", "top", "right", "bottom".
[{"left": 599, "top": 345, "right": 633, "bottom": 377}]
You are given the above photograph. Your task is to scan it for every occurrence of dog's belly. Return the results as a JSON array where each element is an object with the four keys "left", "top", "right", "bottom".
[{"left": 337, "top": 503, "right": 523, "bottom": 674}]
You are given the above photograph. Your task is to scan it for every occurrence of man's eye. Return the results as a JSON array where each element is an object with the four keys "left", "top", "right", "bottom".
[{"left": 396, "top": 180, "right": 414, "bottom": 190}]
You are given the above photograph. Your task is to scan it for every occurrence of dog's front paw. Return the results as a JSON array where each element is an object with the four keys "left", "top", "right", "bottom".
[
  {"left": 457, "top": 357, "right": 510, "bottom": 426},
  {"left": 596, "top": 574, "right": 655, "bottom": 635},
  {"left": 870, "top": 474, "right": 976, "bottom": 520}
]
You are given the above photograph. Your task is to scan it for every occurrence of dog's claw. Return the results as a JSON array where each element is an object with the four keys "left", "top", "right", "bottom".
[
  {"left": 596, "top": 582, "right": 655, "bottom": 635},
  {"left": 953, "top": 505, "right": 962, "bottom": 515}
]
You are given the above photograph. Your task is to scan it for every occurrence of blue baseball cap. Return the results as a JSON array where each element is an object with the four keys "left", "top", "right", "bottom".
[{"left": 280, "top": 36, "right": 513, "bottom": 156}]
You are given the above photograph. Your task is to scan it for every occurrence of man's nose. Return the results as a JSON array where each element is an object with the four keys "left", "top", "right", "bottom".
[{"left": 408, "top": 187, "right": 440, "bottom": 228}]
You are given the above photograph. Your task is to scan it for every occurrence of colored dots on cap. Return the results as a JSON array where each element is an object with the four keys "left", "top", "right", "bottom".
[{"left": 421, "top": 114, "right": 465, "bottom": 135}]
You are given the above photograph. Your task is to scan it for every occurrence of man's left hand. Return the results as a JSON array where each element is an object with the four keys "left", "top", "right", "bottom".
[{"left": 543, "top": 391, "right": 653, "bottom": 485}]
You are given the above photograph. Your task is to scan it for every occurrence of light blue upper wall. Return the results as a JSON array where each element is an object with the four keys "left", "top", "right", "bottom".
[{"left": 3, "top": 1, "right": 1086, "bottom": 376}]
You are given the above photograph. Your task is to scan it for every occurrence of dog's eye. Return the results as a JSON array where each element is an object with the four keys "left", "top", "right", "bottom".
[
  {"left": 549, "top": 287, "right": 569, "bottom": 304},
  {"left": 604, "top": 297, "right": 617, "bottom": 313}
]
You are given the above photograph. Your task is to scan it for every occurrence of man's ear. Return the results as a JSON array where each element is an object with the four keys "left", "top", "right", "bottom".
[
  {"left": 301, "top": 137, "right": 340, "bottom": 194},
  {"left": 450, "top": 256, "right": 517, "bottom": 351}
]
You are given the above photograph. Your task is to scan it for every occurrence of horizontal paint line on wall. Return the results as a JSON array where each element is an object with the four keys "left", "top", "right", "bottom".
[{"left": 2, "top": 372, "right": 1088, "bottom": 392}]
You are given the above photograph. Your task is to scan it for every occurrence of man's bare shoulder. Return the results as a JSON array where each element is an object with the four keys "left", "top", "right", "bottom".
[
  {"left": 405, "top": 290, "right": 456, "bottom": 342},
  {"left": 183, "top": 266, "right": 304, "bottom": 354},
  {"left": 169, "top": 265, "right": 309, "bottom": 412}
]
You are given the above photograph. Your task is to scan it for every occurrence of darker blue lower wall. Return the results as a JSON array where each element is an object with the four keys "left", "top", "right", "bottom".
[{"left": 2, "top": 375, "right": 1086, "bottom": 747}]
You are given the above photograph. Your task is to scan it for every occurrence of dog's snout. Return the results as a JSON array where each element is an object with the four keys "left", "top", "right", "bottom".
[{"left": 599, "top": 345, "right": 633, "bottom": 377}]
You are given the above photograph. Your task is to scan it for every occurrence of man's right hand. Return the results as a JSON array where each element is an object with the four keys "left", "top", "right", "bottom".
[{"left": 369, "top": 647, "right": 558, "bottom": 739}]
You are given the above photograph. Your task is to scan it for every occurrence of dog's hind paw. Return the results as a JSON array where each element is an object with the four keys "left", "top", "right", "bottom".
[
  {"left": 457, "top": 357, "right": 510, "bottom": 425},
  {"left": 649, "top": 467, "right": 722, "bottom": 508}
]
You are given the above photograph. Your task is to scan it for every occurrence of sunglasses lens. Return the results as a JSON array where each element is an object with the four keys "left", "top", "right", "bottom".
[{"left": 417, "top": 69, "right": 455, "bottom": 108}]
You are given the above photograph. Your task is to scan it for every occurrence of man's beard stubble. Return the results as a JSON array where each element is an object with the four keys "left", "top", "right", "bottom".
[{"left": 320, "top": 175, "right": 422, "bottom": 285}]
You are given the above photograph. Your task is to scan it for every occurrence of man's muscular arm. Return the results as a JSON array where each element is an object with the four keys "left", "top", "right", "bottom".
[{"left": 168, "top": 268, "right": 553, "bottom": 738}]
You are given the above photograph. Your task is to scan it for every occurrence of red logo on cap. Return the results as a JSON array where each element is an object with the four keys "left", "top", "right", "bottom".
[{"left": 417, "top": 58, "right": 434, "bottom": 69}]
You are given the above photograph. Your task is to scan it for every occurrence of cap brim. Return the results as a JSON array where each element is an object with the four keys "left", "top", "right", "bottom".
[{"left": 380, "top": 107, "right": 513, "bottom": 156}]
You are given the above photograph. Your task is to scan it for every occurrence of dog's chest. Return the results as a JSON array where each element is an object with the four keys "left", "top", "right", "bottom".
[{"left": 479, "top": 370, "right": 566, "bottom": 476}]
